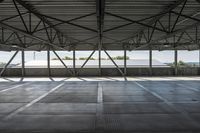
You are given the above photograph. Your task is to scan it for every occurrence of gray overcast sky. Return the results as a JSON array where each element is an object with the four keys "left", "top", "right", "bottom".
[{"left": 0, "top": 50, "right": 199, "bottom": 63}]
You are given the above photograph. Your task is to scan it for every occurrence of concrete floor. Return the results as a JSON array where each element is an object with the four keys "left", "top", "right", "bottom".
[{"left": 0, "top": 77, "right": 200, "bottom": 133}]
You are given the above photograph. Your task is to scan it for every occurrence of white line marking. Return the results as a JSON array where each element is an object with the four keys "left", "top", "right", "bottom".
[
  {"left": 96, "top": 82, "right": 104, "bottom": 130},
  {"left": 134, "top": 81, "right": 200, "bottom": 127},
  {"left": 155, "top": 77, "right": 199, "bottom": 92},
  {"left": 177, "top": 83, "right": 199, "bottom": 92},
  {"left": 0, "top": 82, "right": 32, "bottom": 93},
  {"left": 97, "top": 82, "right": 103, "bottom": 104},
  {"left": 3, "top": 82, "right": 65, "bottom": 120},
  {"left": 134, "top": 81, "right": 166, "bottom": 102}
]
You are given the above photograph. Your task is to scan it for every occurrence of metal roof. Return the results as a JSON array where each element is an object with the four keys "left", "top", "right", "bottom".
[{"left": 0, "top": 0, "right": 200, "bottom": 51}]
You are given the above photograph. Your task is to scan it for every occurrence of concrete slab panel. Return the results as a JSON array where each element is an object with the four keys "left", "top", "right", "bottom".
[
  {"left": 174, "top": 103, "right": 200, "bottom": 113},
  {"left": 0, "top": 95, "right": 39, "bottom": 103},
  {"left": 103, "top": 103, "right": 178, "bottom": 114},
  {"left": 0, "top": 103, "right": 25, "bottom": 114},
  {"left": 104, "top": 114, "right": 200, "bottom": 131},
  {"left": 103, "top": 90, "right": 150, "bottom": 96},
  {"left": 159, "top": 94, "right": 200, "bottom": 102},
  {"left": 0, "top": 78, "right": 199, "bottom": 133},
  {"left": 191, "top": 113, "right": 200, "bottom": 123},
  {"left": 20, "top": 103, "right": 97, "bottom": 115},
  {"left": 0, "top": 115, "right": 96, "bottom": 132},
  {"left": 103, "top": 95, "right": 162, "bottom": 102},
  {"left": 38, "top": 95, "right": 97, "bottom": 103}
]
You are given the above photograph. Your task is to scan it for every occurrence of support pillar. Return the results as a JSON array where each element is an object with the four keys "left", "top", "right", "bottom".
[
  {"left": 21, "top": 50, "right": 25, "bottom": 77},
  {"left": 149, "top": 48, "right": 152, "bottom": 76},
  {"left": 98, "top": 42, "right": 102, "bottom": 76},
  {"left": 199, "top": 50, "right": 200, "bottom": 67},
  {"left": 47, "top": 46, "right": 51, "bottom": 77},
  {"left": 73, "top": 48, "right": 76, "bottom": 76},
  {"left": 124, "top": 49, "right": 127, "bottom": 76},
  {"left": 196, "top": 27, "right": 200, "bottom": 68},
  {"left": 174, "top": 50, "right": 178, "bottom": 76}
]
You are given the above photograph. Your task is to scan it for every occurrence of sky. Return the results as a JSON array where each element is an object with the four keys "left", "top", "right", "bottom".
[{"left": 0, "top": 50, "right": 199, "bottom": 64}]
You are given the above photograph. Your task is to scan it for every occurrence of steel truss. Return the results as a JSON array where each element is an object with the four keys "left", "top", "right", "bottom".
[
  {"left": 0, "top": 0, "right": 199, "bottom": 50},
  {"left": 0, "top": 0, "right": 200, "bottom": 76}
]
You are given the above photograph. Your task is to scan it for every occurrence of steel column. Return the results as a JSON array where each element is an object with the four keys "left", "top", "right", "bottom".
[
  {"left": 174, "top": 50, "right": 178, "bottom": 75},
  {"left": 196, "top": 26, "right": 200, "bottom": 67},
  {"left": 124, "top": 49, "right": 127, "bottom": 76},
  {"left": 149, "top": 48, "right": 152, "bottom": 76},
  {"left": 98, "top": 42, "right": 102, "bottom": 76},
  {"left": 47, "top": 46, "right": 51, "bottom": 77},
  {"left": 73, "top": 47, "right": 76, "bottom": 76},
  {"left": 199, "top": 50, "right": 200, "bottom": 67},
  {"left": 21, "top": 50, "right": 25, "bottom": 77},
  {"left": 96, "top": 0, "right": 105, "bottom": 76}
]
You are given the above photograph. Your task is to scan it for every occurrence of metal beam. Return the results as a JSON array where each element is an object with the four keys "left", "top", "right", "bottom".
[
  {"left": 152, "top": 22, "right": 200, "bottom": 43},
  {"left": 81, "top": 50, "right": 96, "bottom": 68},
  {"left": 170, "top": 11, "right": 200, "bottom": 23},
  {"left": 14, "top": 0, "right": 77, "bottom": 46},
  {"left": 35, "top": 13, "right": 96, "bottom": 33},
  {"left": 13, "top": 0, "right": 29, "bottom": 32},
  {"left": 104, "top": 11, "right": 176, "bottom": 33},
  {"left": 96, "top": 0, "right": 105, "bottom": 37},
  {"left": 96, "top": 0, "right": 105, "bottom": 76},
  {"left": 109, "top": 0, "right": 187, "bottom": 44},
  {"left": 0, "top": 12, "right": 29, "bottom": 22},
  {"left": 0, "top": 51, "right": 19, "bottom": 76},
  {"left": 138, "top": 0, "right": 187, "bottom": 34},
  {"left": 0, "top": 22, "right": 64, "bottom": 50},
  {"left": 1, "top": 27, "right": 4, "bottom": 43},
  {"left": 52, "top": 50, "right": 68, "bottom": 68},
  {"left": 105, "top": 12, "right": 167, "bottom": 33},
  {"left": 171, "top": 0, "right": 188, "bottom": 32},
  {"left": 34, "top": 13, "right": 97, "bottom": 33},
  {"left": 103, "top": 49, "right": 125, "bottom": 76},
  {"left": 132, "top": 22, "right": 200, "bottom": 50}
]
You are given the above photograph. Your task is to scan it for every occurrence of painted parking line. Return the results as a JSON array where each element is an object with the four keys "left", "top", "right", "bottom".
[
  {"left": 3, "top": 82, "right": 65, "bottom": 120},
  {"left": 177, "top": 83, "right": 199, "bottom": 92},
  {"left": 159, "top": 77, "right": 200, "bottom": 92},
  {"left": 134, "top": 81, "right": 200, "bottom": 127},
  {"left": 0, "top": 82, "right": 32, "bottom": 93},
  {"left": 96, "top": 82, "right": 104, "bottom": 130}
]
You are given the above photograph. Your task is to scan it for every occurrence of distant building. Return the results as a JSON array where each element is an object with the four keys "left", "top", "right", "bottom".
[{"left": 17, "top": 59, "right": 168, "bottom": 68}]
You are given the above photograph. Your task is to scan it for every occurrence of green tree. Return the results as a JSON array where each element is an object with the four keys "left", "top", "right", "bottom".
[
  {"left": 51, "top": 58, "right": 59, "bottom": 60},
  {"left": 169, "top": 60, "right": 190, "bottom": 67},
  {"left": 62, "top": 56, "right": 73, "bottom": 60},
  {"left": 111, "top": 56, "right": 130, "bottom": 60},
  {"left": 0, "top": 62, "right": 6, "bottom": 67},
  {"left": 79, "top": 57, "right": 95, "bottom": 60},
  {"left": 101, "top": 58, "right": 107, "bottom": 60}
]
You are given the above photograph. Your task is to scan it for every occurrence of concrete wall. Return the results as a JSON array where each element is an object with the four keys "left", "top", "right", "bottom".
[{"left": 0, "top": 67, "right": 200, "bottom": 77}]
